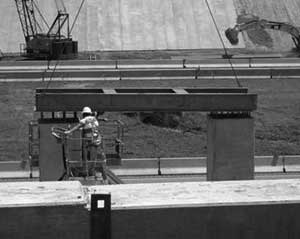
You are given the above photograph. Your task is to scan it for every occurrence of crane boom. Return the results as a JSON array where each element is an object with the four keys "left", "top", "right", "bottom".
[
  {"left": 225, "top": 15, "right": 300, "bottom": 50},
  {"left": 14, "top": 0, "right": 41, "bottom": 41},
  {"left": 55, "top": 0, "right": 67, "bottom": 13},
  {"left": 47, "top": 10, "right": 70, "bottom": 38}
]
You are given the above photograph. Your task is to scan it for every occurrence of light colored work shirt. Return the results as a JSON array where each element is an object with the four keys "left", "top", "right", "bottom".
[{"left": 80, "top": 116, "right": 101, "bottom": 145}]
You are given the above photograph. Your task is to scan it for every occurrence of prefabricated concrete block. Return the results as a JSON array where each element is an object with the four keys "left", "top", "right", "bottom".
[
  {"left": 207, "top": 115, "right": 254, "bottom": 181},
  {"left": 89, "top": 179, "right": 300, "bottom": 239},
  {"left": 39, "top": 118, "right": 79, "bottom": 181},
  {"left": 0, "top": 181, "right": 89, "bottom": 239}
]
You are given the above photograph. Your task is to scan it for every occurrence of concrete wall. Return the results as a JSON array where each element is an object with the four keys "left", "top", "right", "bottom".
[
  {"left": 0, "top": 206, "right": 89, "bottom": 239},
  {"left": 39, "top": 119, "right": 79, "bottom": 181},
  {"left": 111, "top": 204, "right": 300, "bottom": 239},
  {"left": 0, "top": 0, "right": 243, "bottom": 52}
]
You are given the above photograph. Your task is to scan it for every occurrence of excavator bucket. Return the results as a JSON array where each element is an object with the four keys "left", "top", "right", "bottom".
[{"left": 225, "top": 28, "right": 239, "bottom": 45}]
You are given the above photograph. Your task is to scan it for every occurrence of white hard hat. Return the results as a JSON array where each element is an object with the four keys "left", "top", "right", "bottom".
[{"left": 82, "top": 106, "right": 92, "bottom": 114}]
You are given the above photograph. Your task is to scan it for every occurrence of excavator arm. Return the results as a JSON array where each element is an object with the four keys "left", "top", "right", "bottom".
[{"left": 225, "top": 16, "right": 300, "bottom": 50}]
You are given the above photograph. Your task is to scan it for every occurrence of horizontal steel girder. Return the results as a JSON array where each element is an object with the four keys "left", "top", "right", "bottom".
[{"left": 35, "top": 88, "right": 257, "bottom": 112}]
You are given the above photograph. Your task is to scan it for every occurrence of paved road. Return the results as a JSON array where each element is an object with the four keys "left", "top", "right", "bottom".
[
  {"left": 1, "top": 57, "right": 300, "bottom": 69},
  {"left": 1, "top": 57, "right": 300, "bottom": 81},
  {"left": 0, "top": 156, "right": 299, "bottom": 183}
]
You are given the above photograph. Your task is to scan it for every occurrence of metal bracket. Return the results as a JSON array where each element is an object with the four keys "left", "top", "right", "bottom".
[{"left": 90, "top": 194, "right": 111, "bottom": 239}]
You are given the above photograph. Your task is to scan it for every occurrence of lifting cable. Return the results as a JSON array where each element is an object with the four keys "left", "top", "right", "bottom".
[
  {"left": 32, "top": 1, "right": 50, "bottom": 30},
  {"left": 70, "top": 0, "right": 86, "bottom": 33},
  {"left": 204, "top": 0, "right": 242, "bottom": 88},
  {"left": 44, "top": 0, "right": 86, "bottom": 90}
]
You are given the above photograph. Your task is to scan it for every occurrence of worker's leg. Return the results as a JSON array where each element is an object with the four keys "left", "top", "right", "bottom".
[
  {"left": 82, "top": 140, "right": 91, "bottom": 176},
  {"left": 97, "top": 144, "right": 108, "bottom": 182},
  {"left": 88, "top": 145, "right": 98, "bottom": 176}
]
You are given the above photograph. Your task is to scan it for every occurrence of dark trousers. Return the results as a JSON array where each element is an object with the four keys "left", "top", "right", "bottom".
[{"left": 83, "top": 140, "right": 107, "bottom": 180}]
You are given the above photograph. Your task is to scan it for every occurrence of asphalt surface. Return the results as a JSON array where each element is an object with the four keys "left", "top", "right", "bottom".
[{"left": 1, "top": 57, "right": 300, "bottom": 81}]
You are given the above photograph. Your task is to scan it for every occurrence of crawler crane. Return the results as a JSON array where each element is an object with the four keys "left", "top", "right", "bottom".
[{"left": 14, "top": 0, "right": 80, "bottom": 59}]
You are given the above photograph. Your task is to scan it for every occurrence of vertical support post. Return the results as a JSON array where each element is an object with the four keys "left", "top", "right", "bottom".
[
  {"left": 207, "top": 112, "right": 255, "bottom": 181},
  {"left": 90, "top": 194, "right": 111, "bottom": 239}
]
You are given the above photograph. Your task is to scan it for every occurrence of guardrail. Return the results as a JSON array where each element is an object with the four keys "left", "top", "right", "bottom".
[
  {"left": 0, "top": 155, "right": 299, "bottom": 180},
  {"left": 1, "top": 57, "right": 300, "bottom": 68}
]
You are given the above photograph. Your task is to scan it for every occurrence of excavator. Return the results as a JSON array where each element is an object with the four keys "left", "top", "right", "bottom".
[
  {"left": 225, "top": 15, "right": 300, "bottom": 51},
  {"left": 14, "top": 0, "right": 84, "bottom": 59}
]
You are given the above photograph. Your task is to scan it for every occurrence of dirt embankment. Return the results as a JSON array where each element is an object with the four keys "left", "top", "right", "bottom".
[{"left": 233, "top": 0, "right": 300, "bottom": 52}]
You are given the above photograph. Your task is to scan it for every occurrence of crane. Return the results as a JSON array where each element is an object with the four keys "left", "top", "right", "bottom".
[
  {"left": 225, "top": 15, "right": 300, "bottom": 51},
  {"left": 14, "top": 0, "right": 78, "bottom": 60}
]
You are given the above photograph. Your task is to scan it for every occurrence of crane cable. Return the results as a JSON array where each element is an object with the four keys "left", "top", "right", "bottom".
[
  {"left": 204, "top": 0, "right": 242, "bottom": 88},
  {"left": 32, "top": 1, "right": 50, "bottom": 30},
  {"left": 70, "top": 0, "right": 86, "bottom": 33},
  {"left": 44, "top": 0, "right": 86, "bottom": 90}
]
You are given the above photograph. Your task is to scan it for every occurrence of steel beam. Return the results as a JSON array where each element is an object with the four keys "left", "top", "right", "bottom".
[
  {"left": 36, "top": 87, "right": 248, "bottom": 94},
  {"left": 35, "top": 88, "right": 256, "bottom": 112}
]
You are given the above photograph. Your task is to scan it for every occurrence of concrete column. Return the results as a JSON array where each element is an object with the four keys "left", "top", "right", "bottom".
[
  {"left": 39, "top": 119, "right": 79, "bottom": 181},
  {"left": 207, "top": 113, "right": 254, "bottom": 181}
]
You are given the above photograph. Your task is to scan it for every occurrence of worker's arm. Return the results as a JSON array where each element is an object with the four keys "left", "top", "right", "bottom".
[
  {"left": 64, "top": 123, "right": 82, "bottom": 135},
  {"left": 98, "top": 117, "right": 108, "bottom": 122}
]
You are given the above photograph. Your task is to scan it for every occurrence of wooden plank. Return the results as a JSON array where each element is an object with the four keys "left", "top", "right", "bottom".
[
  {"left": 36, "top": 92, "right": 257, "bottom": 112},
  {"left": 0, "top": 181, "right": 85, "bottom": 208},
  {"left": 88, "top": 179, "right": 300, "bottom": 209}
]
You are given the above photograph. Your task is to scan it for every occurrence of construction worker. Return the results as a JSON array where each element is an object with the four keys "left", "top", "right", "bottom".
[{"left": 64, "top": 106, "right": 108, "bottom": 183}]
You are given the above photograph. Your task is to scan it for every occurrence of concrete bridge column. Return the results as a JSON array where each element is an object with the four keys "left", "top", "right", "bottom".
[{"left": 207, "top": 113, "right": 254, "bottom": 181}]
